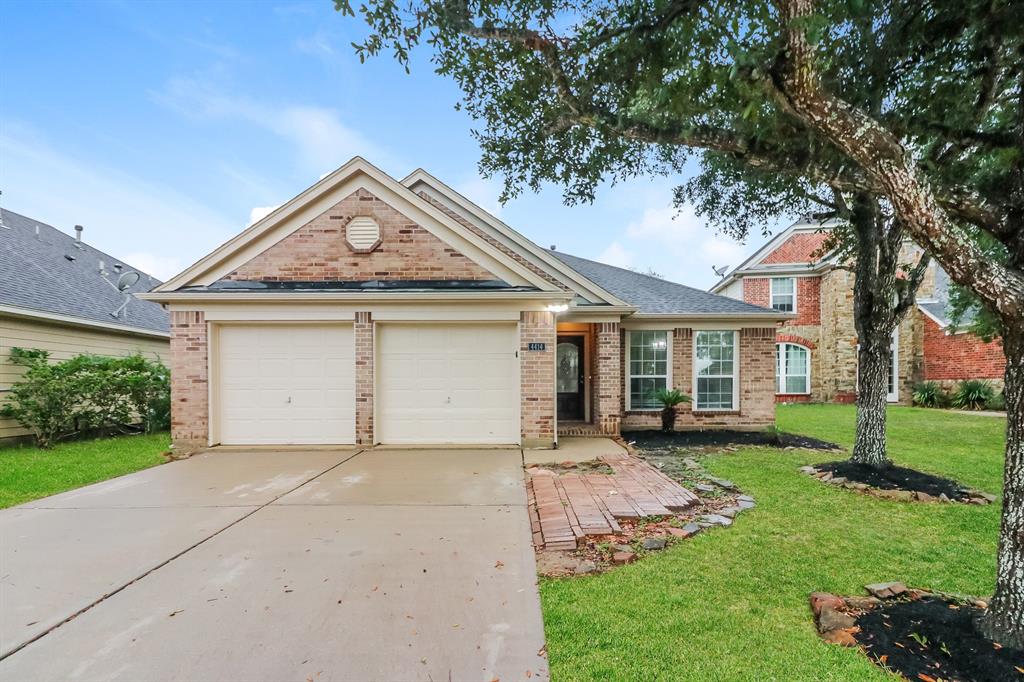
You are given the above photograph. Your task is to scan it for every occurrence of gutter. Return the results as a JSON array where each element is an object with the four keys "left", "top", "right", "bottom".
[
  {"left": 0, "top": 304, "right": 170, "bottom": 339},
  {"left": 138, "top": 290, "right": 575, "bottom": 304}
]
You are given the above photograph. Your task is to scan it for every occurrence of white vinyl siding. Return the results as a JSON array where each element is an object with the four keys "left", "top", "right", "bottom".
[
  {"left": 626, "top": 330, "right": 670, "bottom": 411},
  {"left": 770, "top": 277, "right": 796, "bottom": 312},
  {"left": 694, "top": 331, "right": 738, "bottom": 410},
  {"left": 776, "top": 342, "right": 810, "bottom": 394}
]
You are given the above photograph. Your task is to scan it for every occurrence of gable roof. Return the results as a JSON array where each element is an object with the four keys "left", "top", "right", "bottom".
[
  {"left": 153, "top": 157, "right": 560, "bottom": 294},
  {"left": 549, "top": 251, "right": 782, "bottom": 316},
  {"left": 0, "top": 209, "right": 169, "bottom": 336},
  {"left": 402, "top": 169, "right": 630, "bottom": 308},
  {"left": 709, "top": 218, "right": 840, "bottom": 294}
]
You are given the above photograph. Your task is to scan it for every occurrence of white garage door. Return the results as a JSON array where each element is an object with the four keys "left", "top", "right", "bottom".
[
  {"left": 217, "top": 324, "right": 355, "bottom": 445},
  {"left": 376, "top": 323, "right": 520, "bottom": 444}
]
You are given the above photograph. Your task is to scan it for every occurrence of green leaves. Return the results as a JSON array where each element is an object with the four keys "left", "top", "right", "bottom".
[{"left": 0, "top": 350, "right": 170, "bottom": 448}]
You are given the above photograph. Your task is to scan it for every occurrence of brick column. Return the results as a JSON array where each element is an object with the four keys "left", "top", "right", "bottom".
[
  {"left": 593, "top": 322, "right": 621, "bottom": 435},
  {"left": 170, "top": 310, "right": 208, "bottom": 456},
  {"left": 354, "top": 312, "right": 375, "bottom": 445},
  {"left": 739, "top": 327, "right": 776, "bottom": 426},
  {"left": 520, "top": 311, "right": 556, "bottom": 448},
  {"left": 673, "top": 327, "right": 694, "bottom": 421}
]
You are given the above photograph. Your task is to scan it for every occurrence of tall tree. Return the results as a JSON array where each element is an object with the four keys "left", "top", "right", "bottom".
[{"left": 340, "top": 0, "right": 1024, "bottom": 646}]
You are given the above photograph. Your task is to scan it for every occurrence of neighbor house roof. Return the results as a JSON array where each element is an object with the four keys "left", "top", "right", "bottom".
[
  {"left": 550, "top": 251, "right": 782, "bottom": 316},
  {"left": 0, "top": 208, "right": 170, "bottom": 336}
]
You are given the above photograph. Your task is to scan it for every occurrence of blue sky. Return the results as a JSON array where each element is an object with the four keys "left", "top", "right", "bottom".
[{"left": 1, "top": 1, "right": 778, "bottom": 288}]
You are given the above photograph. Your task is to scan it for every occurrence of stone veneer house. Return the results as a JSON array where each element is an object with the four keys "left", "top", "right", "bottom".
[
  {"left": 142, "top": 158, "right": 789, "bottom": 453},
  {"left": 711, "top": 218, "right": 1007, "bottom": 404}
]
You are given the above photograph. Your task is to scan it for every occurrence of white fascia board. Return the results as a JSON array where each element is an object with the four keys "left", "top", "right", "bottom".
[
  {"left": 402, "top": 170, "right": 631, "bottom": 307},
  {"left": 138, "top": 290, "right": 573, "bottom": 304},
  {"left": 710, "top": 220, "right": 840, "bottom": 292},
  {"left": 0, "top": 304, "right": 170, "bottom": 339},
  {"left": 155, "top": 157, "right": 557, "bottom": 293}
]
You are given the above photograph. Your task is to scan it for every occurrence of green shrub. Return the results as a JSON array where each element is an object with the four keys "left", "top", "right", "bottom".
[
  {"left": 0, "top": 348, "right": 170, "bottom": 448},
  {"left": 986, "top": 391, "right": 1006, "bottom": 411},
  {"left": 654, "top": 388, "right": 692, "bottom": 432},
  {"left": 912, "top": 381, "right": 946, "bottom": 408},
  {"left": 950, "top": 379, "right": 996, "bottom": 411}
]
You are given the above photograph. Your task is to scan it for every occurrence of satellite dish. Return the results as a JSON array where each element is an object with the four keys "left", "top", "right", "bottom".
[
  {"left": 712, "top": 265, "right": 730, "bottom": 277},
  {"left": 116, "top": 271, "right": 140, "bottom": 291}
]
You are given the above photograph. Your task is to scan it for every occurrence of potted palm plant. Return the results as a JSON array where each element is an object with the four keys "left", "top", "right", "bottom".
[{"left": 654, "top": 388, "right": 692, "bottom": 433}]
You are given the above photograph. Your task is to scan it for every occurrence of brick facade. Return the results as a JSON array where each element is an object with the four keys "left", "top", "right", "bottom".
[
  {"left": 520, "top": 311, "right": 556, "bottom": 447},
  {"left": 592, "top": 322, "right": 621, "bottom": 435},
  {"left": 226, "top": 188, "right": 496, "bottom": 282},
  {"left": 742, "top": 276, "right": 819, "bottom": 325},
  {"left": 170, "top": 311, "right": 208, "bottom": 454},
  {"left": 922, "top": 314, "right": 1006, "bottom": 386},
  {"left": 760, "top": 232, "right": 829, "bottom": 264},
  {"left": 619, "top": 326, "right": 776, "bottom": 431},
  {"left": 355, "top": 312, "right": 374, "bottom": 445}
]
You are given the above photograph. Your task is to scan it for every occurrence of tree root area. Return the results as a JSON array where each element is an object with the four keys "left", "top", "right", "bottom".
[
  {"left": 855, "top": 596, "right": 1024, "bottom": 682},
  {"left": 815, "top": 460, "right": 982, "bottom": 501}
]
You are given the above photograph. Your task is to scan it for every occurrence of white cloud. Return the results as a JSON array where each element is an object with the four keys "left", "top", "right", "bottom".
[
  {"left": 248, "top": 205, "right": 280, "bottom": 225},
  {"left": 597, "top": 241, "right": 635, "bottom": 269},
  {"left": 0, "top": 120, "right": 237, "bottom": 278},
  {"left": 152, "top": 76, "right": 387, "bottom": 172},
  {"left": 122, "top": 252, "right": 186, "bottom": 281}
]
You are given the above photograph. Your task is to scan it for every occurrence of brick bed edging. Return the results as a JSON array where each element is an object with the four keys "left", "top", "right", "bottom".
[
  {"left": 798, "top": 465, "right": 995, "bottom": 505},
  {"left": 809, "top": 582, "right": 989, "bottom": 647}
]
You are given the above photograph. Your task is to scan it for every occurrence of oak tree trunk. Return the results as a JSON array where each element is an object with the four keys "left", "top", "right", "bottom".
[
  {"left": 978, "top": 324, "right": 1024, "bottom": 648},
  {"left": 852, "top": 338, "right": 892, "bottom": 468}
]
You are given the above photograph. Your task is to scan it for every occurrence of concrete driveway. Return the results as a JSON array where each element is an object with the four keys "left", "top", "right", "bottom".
[{"left": 0, "top": 448, "right": 548, "bottom": 681}]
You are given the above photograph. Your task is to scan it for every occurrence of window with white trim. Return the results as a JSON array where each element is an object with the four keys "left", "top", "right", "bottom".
[
  {"left": 776, "top": 343, "right": 810, "bottom": 394},
  {"left": 627, "top": 330, "right": 669, "bottom": 410},
  {"left": 770, "top": 277, "right": 796, "bottom": 312},
  {"left": 694, "top": 331, "right": 737, "bottom": 410}
]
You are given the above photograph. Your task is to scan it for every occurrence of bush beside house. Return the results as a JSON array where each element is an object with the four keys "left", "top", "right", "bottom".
[{"left": 0, "top": 348, "right": 170, "bottom": 448}]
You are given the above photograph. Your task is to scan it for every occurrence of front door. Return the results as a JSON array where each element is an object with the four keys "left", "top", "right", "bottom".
[{"left": 556, "top": 335, "right": 585, "bottom": 421}]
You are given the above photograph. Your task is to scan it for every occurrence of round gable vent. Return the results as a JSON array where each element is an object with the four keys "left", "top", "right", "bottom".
[{"left": 346, "top": 216, "right": 381, "bottom": 252}]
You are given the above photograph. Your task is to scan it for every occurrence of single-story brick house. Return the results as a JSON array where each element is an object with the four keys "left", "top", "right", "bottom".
[
  {"left": 1, "top": 209, "right": 169, "bottom": 442},
  {"left": 710, "top": 218, "right": 1007, "bottom": 404},
  {"left": 142, "top": 158, "right": 788, "bottom": 453}
]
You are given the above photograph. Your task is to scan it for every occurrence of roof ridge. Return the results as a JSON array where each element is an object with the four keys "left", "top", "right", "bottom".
[{"left": 557, "top": 250, "right": 715, "bottom": 295}]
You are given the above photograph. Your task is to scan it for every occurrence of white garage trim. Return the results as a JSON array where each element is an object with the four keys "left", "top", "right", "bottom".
[
  {"left": 374, "top": 322, "right": 521, "bottom": 445},
  {"left": 209, "top": 322, "right": 356, "bottom": 446}
]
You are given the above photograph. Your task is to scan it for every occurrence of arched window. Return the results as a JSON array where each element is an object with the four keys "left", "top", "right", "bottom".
[{"left": 776, "top": 343, "right": 810, "bottom": 394}]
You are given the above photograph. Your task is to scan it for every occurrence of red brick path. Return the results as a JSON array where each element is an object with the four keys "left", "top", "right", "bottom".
[{"left": 527, "top": 453, "right": 699, "bottom": 550}]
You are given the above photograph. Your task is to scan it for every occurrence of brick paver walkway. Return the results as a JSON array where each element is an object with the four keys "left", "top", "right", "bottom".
[{"left": 526, "top": 452, "right": 699, "bottom": 550}]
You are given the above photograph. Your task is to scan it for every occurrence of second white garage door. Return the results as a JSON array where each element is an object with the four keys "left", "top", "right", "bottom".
[
  {"left": 376, "top": 323, "right": 520, "bottom": 444},
  {"left": 217, "top": 324, "right": 355, "bottom": 445}
]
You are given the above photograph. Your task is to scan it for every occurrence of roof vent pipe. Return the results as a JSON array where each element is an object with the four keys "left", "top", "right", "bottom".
[{"left": 74, "top": 225, "right": 83, "bottom": 242}]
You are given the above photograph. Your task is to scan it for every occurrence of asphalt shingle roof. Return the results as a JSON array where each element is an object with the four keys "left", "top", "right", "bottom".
[
  {"left": 0, "top": 209, "right": 169, "bottom": 334},
  {"left": 550, "top": 251, "right": 780, "bottom": 315}
]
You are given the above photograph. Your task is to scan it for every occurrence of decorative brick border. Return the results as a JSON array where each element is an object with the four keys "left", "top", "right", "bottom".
[{"left": 799, "top": 465, "right": 994, "bottom": 504}]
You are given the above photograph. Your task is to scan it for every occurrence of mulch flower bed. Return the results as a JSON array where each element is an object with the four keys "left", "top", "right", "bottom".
[
  {"left": 811, "top": 583, "right": 1024, "bottom": 681},
  {"left": 801, "top": 461, "right": 995, "bottom": 504},
  {"left": 624, "top": 429, "right": 840, "bottom": 451}
]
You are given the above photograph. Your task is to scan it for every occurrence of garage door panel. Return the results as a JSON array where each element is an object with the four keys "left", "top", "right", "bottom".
[
  {"left": 217, "top": 325, "right": 355, "bottom": 445},
  {"left": 377, "top": 324, "right": 519, "bottom": 444}
]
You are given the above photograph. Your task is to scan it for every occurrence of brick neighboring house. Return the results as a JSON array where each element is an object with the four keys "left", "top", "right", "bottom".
[
  {"left": 710, "top": 219, "right": 1007, "bottom": 405},
  {"left": 142, "top": 157, "right": 789, "bottom": 454}
]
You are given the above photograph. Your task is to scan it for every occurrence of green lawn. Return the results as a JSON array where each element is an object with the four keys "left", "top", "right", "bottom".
[
  {"left": 0, "top": 432, "right": 170, "bottom": 508},
  {"left": 540, "top": 405, "right": 1006, "bottom": 680}
]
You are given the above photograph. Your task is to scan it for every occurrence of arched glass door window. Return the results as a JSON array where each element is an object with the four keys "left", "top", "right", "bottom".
[{"left": 776, "top": 343, "right": 810, "bottom": 394}]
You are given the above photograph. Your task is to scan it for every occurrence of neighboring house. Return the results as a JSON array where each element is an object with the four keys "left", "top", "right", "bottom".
[
  {"left": 141, "top": 157, "right": 788, "bottom": 453},
  {"left": 710, "top": 218, "right": 1007, "bottom": 405},
  {"left": 0, "top": 209, "right": 170, "bottom": 442}
]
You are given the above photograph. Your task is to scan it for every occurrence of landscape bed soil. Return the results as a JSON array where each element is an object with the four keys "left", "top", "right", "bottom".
[
  {"left": 855, "top": 596, "right": 1024, "bottom": 682},
  {"left": 815, "top": 460, "right": 981, "bottom": 501},
  {"left": 623, "top": 429, "right": 839, "bottom": 450}
]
